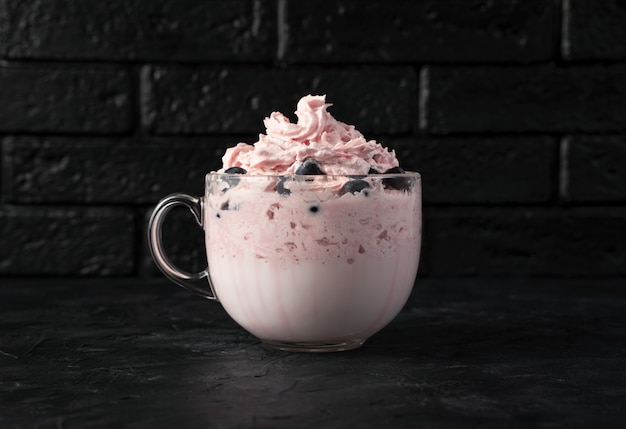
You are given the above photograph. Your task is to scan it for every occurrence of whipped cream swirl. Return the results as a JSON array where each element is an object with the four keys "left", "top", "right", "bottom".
[{"left": 219, "top": 95, "right": 399, "bottom": 175}]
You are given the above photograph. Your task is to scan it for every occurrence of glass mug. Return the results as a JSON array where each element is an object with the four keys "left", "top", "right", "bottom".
[{"left": 148, "top": 172, "right": 422, "bottom": 352}]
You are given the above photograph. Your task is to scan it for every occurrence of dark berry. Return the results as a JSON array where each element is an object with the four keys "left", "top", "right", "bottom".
[
  {"left": 382, "top": 166, "right": 411, "bottom": 191},
  {"left": 276, "top": 177, "right": 291, "bottom": 196},
  {"left": 295, "top": 158, "right": 325, "bottom": 175},
  {"left": 224, "top": 166, "right": 247, "bottom": 187},
  {"left": 340, "top": 179, "right": 371, "bottom": 196},
  {"left": 224, "top": 167, "right": 247, "bottom": 174},
  {"left": 368, "top": 167, "right": 380, "bottom": 174},
  {"left": 385, "top": 166, "right": 405, "bottom": 174}
]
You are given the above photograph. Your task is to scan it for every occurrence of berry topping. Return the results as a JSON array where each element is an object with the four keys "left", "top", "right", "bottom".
[
  {"left": 223, "top": 166, "right": 247, "bottom": 187},
  {"left": 382, "top": 166, "right": 411, "bottom": 191},
  {"left": 385, "top": 166, "right": 405, "bottom": 174},
  {"left": 224, "top": 167, "right": 247, "bottom": 174},
  {"left": 276, "top": 177, "right": 291, "bottom": 196},
  {"left": 368, "top": 167, "right": 380, "bottom": 174},
  {"left": 340, "top": 179, "right": 371, "bottom": 196},
  {"left": 295, "top": 158, "right": 325, "bottom": 175}
]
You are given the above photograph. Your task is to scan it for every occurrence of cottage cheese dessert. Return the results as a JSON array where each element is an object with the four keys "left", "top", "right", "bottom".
[{"left": 205, "top": 95, "right": 421, "bottom": 350}]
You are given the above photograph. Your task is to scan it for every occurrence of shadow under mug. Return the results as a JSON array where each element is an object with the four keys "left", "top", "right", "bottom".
[{"left": 148, "top": 172, "right": 422, "bottom": 352}]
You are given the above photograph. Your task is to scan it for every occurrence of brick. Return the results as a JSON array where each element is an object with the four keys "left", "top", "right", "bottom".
[
  {"left": 2, "top": 136, "right": 240, "bottom": 204},
  {"left": 426, "top": 65, "right": 626, "bottom": 134},
  {"left": 142, "top": 66, "right": 417, "bottom": 135},
  {"left": 387, "top": 136, "right": 557, "bottom": 205},
  {"left": 0, "top": 63, "right": 131, "bottom": 134},
  {"left": 420, "top": 207, "right": 626, "bottom": 277},
  {"left": 0, "top": 206, "right": 135, "bottom": 275},
  {"left": 284, "top": 0, "right": 554, "bottom": 63},
  {"left": 566, "top": 136, "right": 626, "bottom": 203},
  {"left": 563, "top": 0, "right": 626, "bottom": 60},
  {"left": 0, "top": 0, "right": 275, "bottom": 62}
]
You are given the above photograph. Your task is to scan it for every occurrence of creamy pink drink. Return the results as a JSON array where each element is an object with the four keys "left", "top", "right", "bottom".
[{"left": 204, "top": 96, "right": 422, "bottom": 351}]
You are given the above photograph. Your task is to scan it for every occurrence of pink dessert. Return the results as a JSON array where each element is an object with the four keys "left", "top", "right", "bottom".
[{"left": 205, "top": 95, "right": 421, "bottom": 349}]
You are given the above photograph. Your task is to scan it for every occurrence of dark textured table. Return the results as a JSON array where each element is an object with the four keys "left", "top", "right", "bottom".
[{"left": 1, "top": 278, "right": 625, "bottom": 428}]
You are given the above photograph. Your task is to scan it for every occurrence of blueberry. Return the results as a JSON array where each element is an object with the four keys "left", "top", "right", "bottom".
[
  {"left": 295, "top": 158, "right": 325, "bottom": 175},
  {"left": 340, "top": 179, "right": 371, "bottom": 196},
  {"left": 276, "top": 177, "right": 291, "bottom": 196},
  {"left": 224, "top": 167, "right": 247, "bottom": 174},
  {"left": 224, "top": 166, "right": 247, "bottom": 187},
  {"left": 368, "top": 167, "right": 380, "bottom": 174},
  {"left": 382, "top": 166, "right": 411, "bottom": 191}
]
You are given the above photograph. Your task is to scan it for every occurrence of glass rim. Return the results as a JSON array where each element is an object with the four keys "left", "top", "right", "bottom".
[{"left": 206, "top": 171, "right": 421, "bottom": 180}]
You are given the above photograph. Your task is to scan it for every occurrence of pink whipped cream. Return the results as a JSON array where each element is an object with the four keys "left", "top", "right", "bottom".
[{"left": 219, "top": 95, "right": 399, "bottom": 175}]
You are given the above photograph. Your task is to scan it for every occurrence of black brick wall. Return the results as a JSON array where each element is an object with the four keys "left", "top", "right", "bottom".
[{"left": 1, "top": 0, "right": 624, "bottom": 278}]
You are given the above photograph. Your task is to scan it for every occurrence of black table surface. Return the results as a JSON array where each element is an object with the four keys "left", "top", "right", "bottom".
[{"left": 1, "top": 277, "right": 625, "bottom": 428}]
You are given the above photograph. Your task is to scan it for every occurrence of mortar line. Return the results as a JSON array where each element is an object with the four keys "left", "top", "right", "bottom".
[
  {"left": 561, "top": 0, "right": 571, "bottom": 59},
  {"left": 418, "top": 67, "right": 429, "bottom": 132},
  {"left": 276, "top": 0, "right": 288, "bottom": 61},
  {"left": 559, "top": 137, "right": 570, "bottom": 202},
  {"left": 251, "top": 0, "right": 261, "bottom": 37}
]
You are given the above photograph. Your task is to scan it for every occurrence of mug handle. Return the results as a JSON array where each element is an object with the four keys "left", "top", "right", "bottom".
[{"left": 148, "top": 193, "right": 218, "bottom": 301}]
